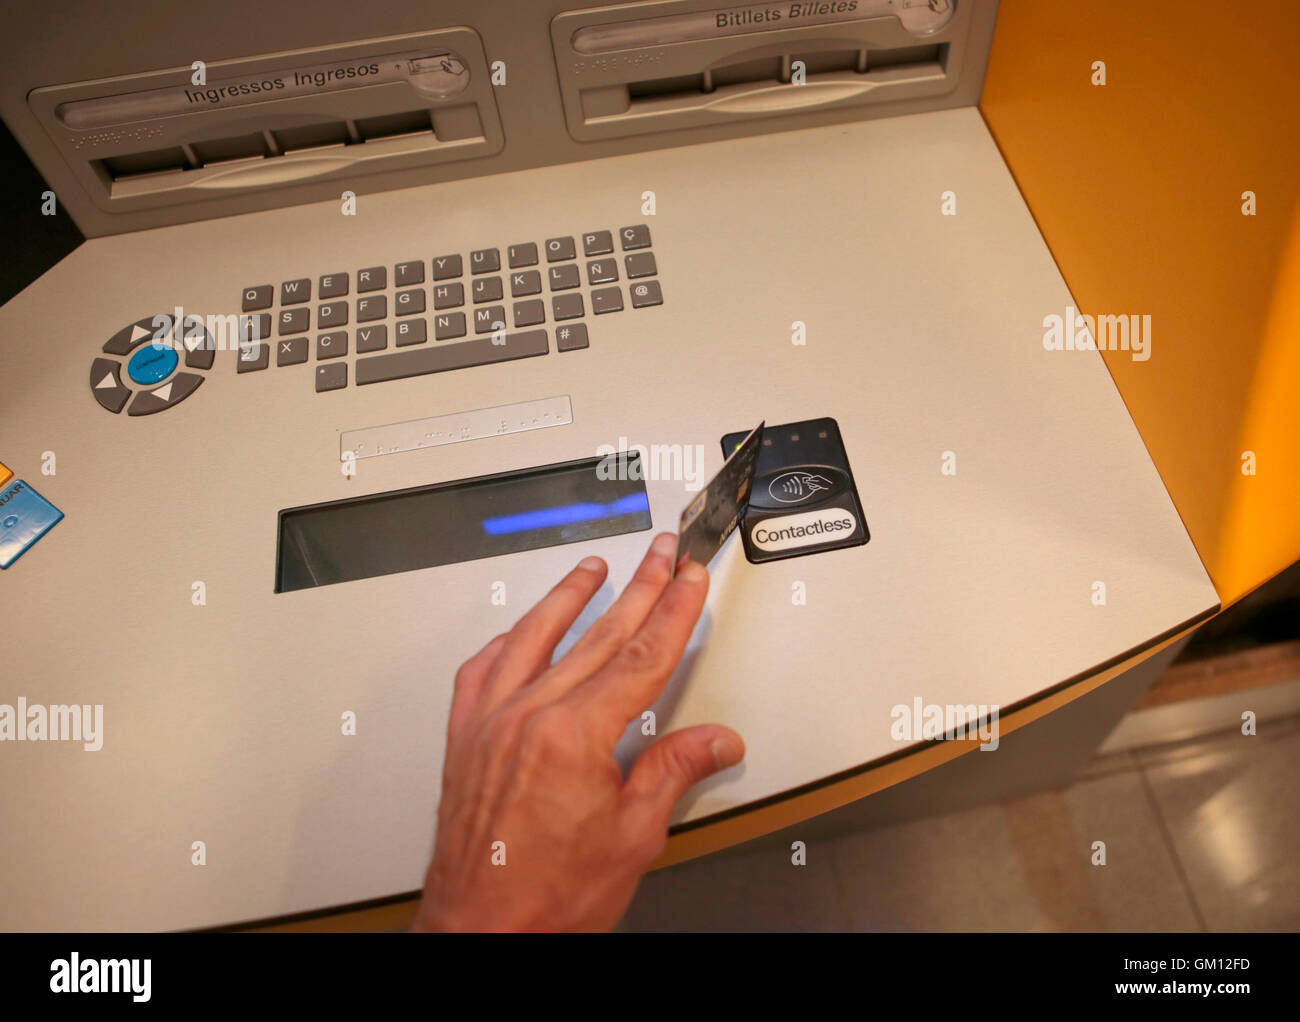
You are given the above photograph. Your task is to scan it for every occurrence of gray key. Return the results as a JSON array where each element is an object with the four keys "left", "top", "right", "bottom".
[
  {"left": 396, "top": 319, "right": 427, "bottom": 346},
  {"left": 316, "top": 362, "right": 347, "bottom": 392},
  {"left": 510, "top": 270, "right": 542, "bottom": 297},
  {"left": 318, "top": 301, "right": 348, "bottom": 328},
  {"left": 508, "top": 243, "right": 538, "bottom": 268},
  {"left": 433, "top": 254, "right": 462, "bottom": 280},
  {"left": 592, "top": 287, "right": 624, "bottom": 314},
  {"left": 473, "top": 306, "right": 507, "bottom": 334},
  {"left": 513, "top": 300, "right": 545, "bottom": 327},
  {"left": 587, "top": 259, "right": 618, "bottom": 284},
  {"left": 470, "top": 248, "right": 500, "bottom": 274},
  {"left": 555, "top": 323, "right": 589, "bottom": 352},
  {"left": 277, "top": 337, "right": 309, "bottom": 366},
  {"left": 630, "top": 280, "right": 664, "bottom": 308},
  {"left": 127, "top": 372, "right": 203, "bottom": 416},
  {"left": 281, "top": 278, "right": 311, "bottom": 305},
  {"left": 319, "top": 273, "right": 349, "bottom": 299},
  {"left": 104, "top": 315, "right": 176, "bottom": 355},
  {"left": 317, "top": 332, "right": 348, "bottom": 359},
  {"left": 179, "top": 317, "right": 215, "bottom": 370},
  {"left": 356, "top": 324, "right": 388, "bottom": 353},
  {"left": 357, "top": 295, "right": 387, "bottom": 322},
  {"left": 548, "top": 265, "right": 580, "bottom": 290},
  {"left": 355, "top": 329, "right": 549, "bottom": 386},
  {"left": 242, "top": 285, "right": 273, "bottom": 311},
  {"left": 472, "top": 277, "right": 503, "bottom": 303},
  {"left": 279, "top": 307, "right": 310, "bottom": 334},
  {"left": 237, "top": 341, "right": 269, "bottom": 372},
  {"left": 240, "top": 314, "right": 271, "bottom": 343},
  {"left": 395, "top": 288, "right": 426, "bottom": 316},
  {"left": 618, "top": 225, "right": 652, "bottom": 250},
  {"left": 357, "top": 266, "right": 386, "bottom": 292},
  {"left": 434, "top": 283, "right": 464, "bottom": 309},
  {"left": 552, "top": 293, "right": 585, "bottom": 320},
  {"left": 545, "top": 236, "right": 576, "bottom": 261},
  {"left": 583, "top": 231, "right": 614, "bottom": 256},
  {"left": 434, "top": 312, "right": 466, "bottom": 340},
  {"left": 625, "top": 252, "right": 658, "bottom": 278},
  {"left": 395, "top": 260, "right": 425, "bottom": 286},
  {"left": 89, "top": 357, "right": 130, "bottom": 413}
]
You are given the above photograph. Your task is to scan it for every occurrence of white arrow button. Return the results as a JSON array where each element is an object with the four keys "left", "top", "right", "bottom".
[
  {"left": 95, "top": 372, "right": 118, "bottom": 390},
  {"left": 152, "top": 382, "right": 173, "bottom": 402},
  {"left": 130, "top": 324, "right": 151, "bottom": 343}
]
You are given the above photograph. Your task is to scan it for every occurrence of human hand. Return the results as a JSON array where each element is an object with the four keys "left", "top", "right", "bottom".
[{"left": 413, "top": 531, "right": 745, "bottom": 932}]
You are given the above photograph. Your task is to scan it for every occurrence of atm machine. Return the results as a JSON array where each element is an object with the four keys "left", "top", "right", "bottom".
[{"left": 0, "top": 0, "right": 1220, "bottom": 930}]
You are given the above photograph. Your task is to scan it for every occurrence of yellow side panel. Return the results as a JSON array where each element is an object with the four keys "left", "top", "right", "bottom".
[{"left": 980, "top": 0, "right": 1300, "bottom": 605}]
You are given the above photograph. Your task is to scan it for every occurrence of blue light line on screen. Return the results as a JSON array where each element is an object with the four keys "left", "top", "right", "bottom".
[{"left": 481, "top": 492, "right": 650, "bottom": 535}]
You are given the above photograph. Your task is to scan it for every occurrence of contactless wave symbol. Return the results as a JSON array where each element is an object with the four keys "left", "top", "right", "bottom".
[{"left": 768, "top": 471, "right": 833, "bottom": 504}]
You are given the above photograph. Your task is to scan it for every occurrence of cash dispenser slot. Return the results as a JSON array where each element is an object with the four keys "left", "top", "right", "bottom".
[
  {"left": 552, "top": 2, "right": 974, "bottom": 141},
  {"left": 28, "top": 28, "right": 502, "bottom": 212}
]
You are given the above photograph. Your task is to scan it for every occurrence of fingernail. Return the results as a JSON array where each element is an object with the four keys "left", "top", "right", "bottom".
[
  {"left": 677, "top": 559, "right": 707, "bottom": 585},
  {"left": 710, "top": 736, "right": 743, "bottom": 769},
  {"left": 650, "top": 532, "right": 677, "bottom": 560},
  {"left": 577, "top": 556, "right": 605, "bottom": 573}
]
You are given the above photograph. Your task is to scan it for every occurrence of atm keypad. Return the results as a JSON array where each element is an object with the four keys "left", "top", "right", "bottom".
[{"left": 219, "top": 224, "right": 661, "bottom": 397}]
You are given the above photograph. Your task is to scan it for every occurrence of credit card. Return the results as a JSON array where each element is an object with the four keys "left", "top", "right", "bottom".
[{"left": 674, "top": 421, "right": 764, "bottom": 574}]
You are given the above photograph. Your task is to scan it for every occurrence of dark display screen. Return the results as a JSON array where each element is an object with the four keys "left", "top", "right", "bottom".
[{"left": 276, "top": 453, "right": 651, "bottom": 593}]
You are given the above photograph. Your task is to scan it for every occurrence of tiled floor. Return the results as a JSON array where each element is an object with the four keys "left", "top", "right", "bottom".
[{"left": 619, "top": 710, "right": 1300, "bottom": 932}]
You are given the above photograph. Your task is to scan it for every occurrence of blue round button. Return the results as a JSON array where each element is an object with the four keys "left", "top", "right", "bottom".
[{"left": 127, "top": 344, "right": 178, "bottom": 386}]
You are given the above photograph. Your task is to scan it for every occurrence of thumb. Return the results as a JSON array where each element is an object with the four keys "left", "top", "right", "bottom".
[{"left": 622, "top": 725, "right": 745, "bottom": 822}]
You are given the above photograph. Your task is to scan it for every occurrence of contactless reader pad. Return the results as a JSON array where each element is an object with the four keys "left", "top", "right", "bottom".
[{"left": 720, "top": 417, "right": 869, "bottom": 563}]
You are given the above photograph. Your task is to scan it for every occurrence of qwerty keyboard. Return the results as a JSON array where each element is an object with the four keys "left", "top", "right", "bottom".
[{"left": 236, "top": 224, "right": 663, "bottom": 392}]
